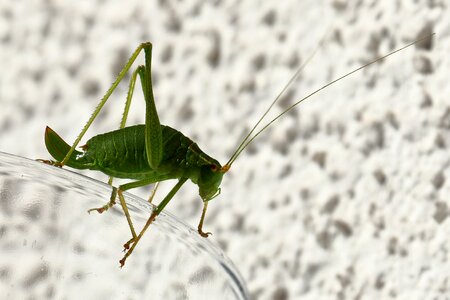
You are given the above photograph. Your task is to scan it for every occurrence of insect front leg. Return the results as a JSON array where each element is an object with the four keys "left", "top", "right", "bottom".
[{"left": 197, "top": 201, "right": 212, "bottom": 238}]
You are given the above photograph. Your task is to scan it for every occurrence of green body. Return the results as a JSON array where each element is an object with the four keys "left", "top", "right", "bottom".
[
  {"left": 45, "top": 124, "right": 224, "bottom": 201},
  {"left": 41, "top": 37, "right": 427, "bottom": 266},
  {"left": 42, "top": 42, "right": 228, "bottom": 266}
]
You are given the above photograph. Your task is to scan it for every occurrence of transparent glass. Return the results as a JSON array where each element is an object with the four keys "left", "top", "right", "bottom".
[{"left": 0, "top": 151, "right": 249, "bottom": 300}]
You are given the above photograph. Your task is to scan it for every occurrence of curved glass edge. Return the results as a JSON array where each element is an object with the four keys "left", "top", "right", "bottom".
[{"left": 0, "top": 151, "right": 250, "bottom": 300}]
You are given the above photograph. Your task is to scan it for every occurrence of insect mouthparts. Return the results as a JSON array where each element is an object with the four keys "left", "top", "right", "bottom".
[{"left": 220, "top": 164, "right": 230, "bottom": 173}]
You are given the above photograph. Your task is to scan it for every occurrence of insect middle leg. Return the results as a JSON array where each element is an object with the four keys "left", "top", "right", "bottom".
[
  {"left": 121, "top": 182, "right": 160, "bottom": 250},
  {"left": 88, "top": 175, "right": 171, "bottom": 249},
  {"left": 120, "top": 177, "right": 188, "bottom": 267},
  {"left": 87, "top": 186, "right": 139, "bottom": 240},
  {"left": 148, "top": 182, "right": 160, "bottom": 204}
]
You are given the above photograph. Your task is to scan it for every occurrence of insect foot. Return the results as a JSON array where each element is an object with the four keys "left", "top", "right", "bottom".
[
  {"left": 123, "top": 237, "right": 136, "bottom": 251},
  {"left": 87, "top": 187, "right": 118, "bottom": 214},
  {"left": 198, "top": 227, "right": 212, "bottom": 238},
  {"left": 119, "top": 258, "right": 126, "bottom": 268},
  {"left": 87, "top": 206, "right": 107, "bottom": 214},
  {"left": 119, "top": 211, "right": 159, "bottom": 267},
  {"left": 36, "top": 159, "right": 63, "bottom": 167},
  {"left": 197, "top": 201, "right": 212, "bottom": 238}
]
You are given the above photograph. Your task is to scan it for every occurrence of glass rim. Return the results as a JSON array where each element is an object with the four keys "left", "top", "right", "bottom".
[{"left": 0, "top": 150, "right": 250, "bottom": 300}]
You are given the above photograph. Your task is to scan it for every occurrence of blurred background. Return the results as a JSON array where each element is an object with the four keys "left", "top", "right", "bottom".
[{"left": 1, "top": 0, "right": 449, "bottom": 299}]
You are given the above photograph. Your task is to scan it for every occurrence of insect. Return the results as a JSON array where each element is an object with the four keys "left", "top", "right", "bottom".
[{"left": 39, "top": 34, "right": 433, "bottom": 267}]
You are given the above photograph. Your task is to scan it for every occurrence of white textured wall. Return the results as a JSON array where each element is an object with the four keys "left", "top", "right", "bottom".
[{"left": 1, "top": 1, "right": 449, "bottom": 299}]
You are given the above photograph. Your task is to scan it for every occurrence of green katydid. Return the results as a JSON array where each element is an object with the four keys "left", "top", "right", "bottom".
[{"left": 39, "top": 34, "right": 434, "bottom": 267}]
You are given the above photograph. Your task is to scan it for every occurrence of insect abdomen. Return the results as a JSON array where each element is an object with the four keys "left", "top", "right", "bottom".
[{"left": 79, "top": 124, "right": 219, "bottom": 181}]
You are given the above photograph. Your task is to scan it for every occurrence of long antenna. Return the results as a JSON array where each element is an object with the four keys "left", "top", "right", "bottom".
[
  {"left": 222, "top": 33, "right": 435, "bottom": 170},
  {"left": 225, "top": 37, "right": 328, "bottom": 169}
]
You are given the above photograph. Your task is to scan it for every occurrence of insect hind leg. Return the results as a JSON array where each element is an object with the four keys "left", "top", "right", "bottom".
[
  {"left": 59, "top": 43, "right": 153, "bottom": 167},
  {"left": 105, "top": 65, "right": 145, "bottom": 188}
]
